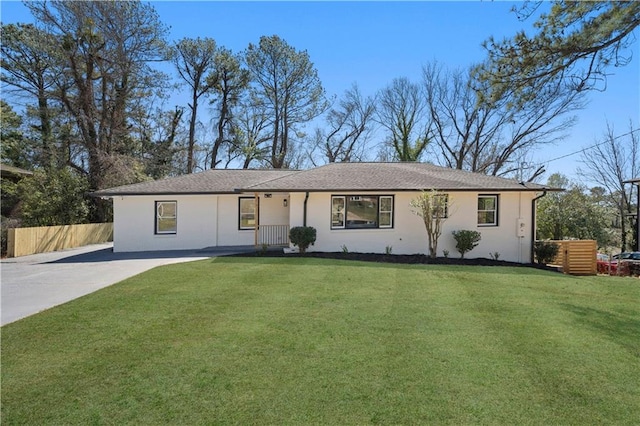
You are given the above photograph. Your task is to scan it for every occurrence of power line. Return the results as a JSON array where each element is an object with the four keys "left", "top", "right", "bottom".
[{"left": 543, "top": 127, "right": 640, "bottom": 164}]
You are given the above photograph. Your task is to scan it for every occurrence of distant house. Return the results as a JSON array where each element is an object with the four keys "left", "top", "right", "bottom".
[
  {"left": 0, "top": 163, "right": 33, "bottom": 181},
  {"left": 624, "top": 178, "right": 640, "bottom": 250},
  {"left": 93, "top": 162, "right": 556, "bottom": 263}
]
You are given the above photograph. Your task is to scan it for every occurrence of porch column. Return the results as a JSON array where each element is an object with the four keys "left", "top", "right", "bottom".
[{"left": 254, "top": 192, "right": 260, "bottom": 246}]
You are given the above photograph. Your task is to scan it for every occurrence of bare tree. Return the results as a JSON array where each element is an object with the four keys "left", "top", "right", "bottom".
[
  {"left": 231, "top": 97, "right": 272, "bottom": 169},
  {"left": 580, "top": 122, "right": 639, "bottom": 251},
  {"left": 171, "top": 37, "right": 217, "bottom": 173},
  {"left": 376, "top": 77, "right": 431, "bottom": 162},
  {"left": 423, "top": 62, "right": 584, "bottom": 179},
  {"left": 312, "top": 83, "right": 376, "bottom": 163},
  {"left": 410, "top": 190, "right": 449, "bottom": 258},
  {"left": 134, "top": 106, "right": 185, "bottom": 179}
]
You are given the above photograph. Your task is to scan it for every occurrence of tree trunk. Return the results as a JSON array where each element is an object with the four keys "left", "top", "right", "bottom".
[
  {"left": 187, "top": 91, "right": 198, "bottom": 173},
  {"left": 211, "top": 89, "right": 229, "bottom": 169}
]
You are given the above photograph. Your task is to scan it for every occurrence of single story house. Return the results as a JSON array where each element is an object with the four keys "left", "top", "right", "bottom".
[
  {"left": 93, "top": 162, "right": 555, "bottom": 263},
  {"left": 0, "top": 163, "right": 34, "bottom": 180}
]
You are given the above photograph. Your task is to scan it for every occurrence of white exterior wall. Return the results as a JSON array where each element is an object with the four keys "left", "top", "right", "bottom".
[
  {"left": 112, "top": 193, "right": 288, "bottom": 252},
  {"left": 297, "top": 191, "right": 537, "bottom": 263},
  {"left": 113, "top": 189, "right": 537, "bottom": 262}
]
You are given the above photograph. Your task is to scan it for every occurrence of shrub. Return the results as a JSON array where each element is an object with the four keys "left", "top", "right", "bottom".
[
  {"left": 289, "top": 226, "right": 316, "bottom": 254},
  {"left": 534, "top": 241, "right": 559, "bottom": 265},
  {"left": 257, "top": 243, "right": 269, "bottom": 256},
  {"left": 616, "top": 261, "right": 640, "bottom": 277},
  {"left": 452, "top": 230, "right": 482, "bottom": 259},
  {"left": 1, "top": 216, "right": 21, "bottom": 257}
]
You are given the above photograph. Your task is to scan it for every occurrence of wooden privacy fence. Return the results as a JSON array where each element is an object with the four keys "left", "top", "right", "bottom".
[
  {"left": 549, "top": 240, "right": 597, "bottom": 275},
  {"left": 7, "top": 223, "right": 113, "bottom": 258}
]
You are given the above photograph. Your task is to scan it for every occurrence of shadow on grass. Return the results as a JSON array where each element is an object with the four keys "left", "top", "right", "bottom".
[
  {"left": 560, "top": 303, "right": 640, "bottom": 354},
  {"left": 214, "top": 253, "right": 563, "bottom": 276}
]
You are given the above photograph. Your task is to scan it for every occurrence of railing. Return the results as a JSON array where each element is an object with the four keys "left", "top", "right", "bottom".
[
  {"left": 7, "top": 223, "right": 113, "bottom": 257},
  {"left": 257, "top": 225, "right": 290, "bottom": 247}
]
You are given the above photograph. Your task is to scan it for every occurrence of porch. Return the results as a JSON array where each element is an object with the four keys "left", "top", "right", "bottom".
[{"left": 255, "top": 224, "right": 290, "bottom": 247}]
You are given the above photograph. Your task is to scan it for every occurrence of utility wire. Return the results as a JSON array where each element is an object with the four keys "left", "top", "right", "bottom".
[{"left": 543, "top": 127, "right": 639, "bottom": 163}]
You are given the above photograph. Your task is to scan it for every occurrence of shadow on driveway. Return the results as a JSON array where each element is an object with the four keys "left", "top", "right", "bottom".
[{"left": 44, "top": 246, "right": 258, "bottom": 264}]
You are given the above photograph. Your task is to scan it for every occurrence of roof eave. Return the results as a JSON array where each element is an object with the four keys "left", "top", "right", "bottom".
[
  {"left": 238, "top": 187, "right": 558, "bottom": 193},
  {"left": 89, "top": 190, "right": 242, "bottom": 198}
]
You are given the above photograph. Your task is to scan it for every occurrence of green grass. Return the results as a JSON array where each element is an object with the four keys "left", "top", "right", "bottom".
[{"left": 2, "top": 258, "right": 639, "bottom": 425}]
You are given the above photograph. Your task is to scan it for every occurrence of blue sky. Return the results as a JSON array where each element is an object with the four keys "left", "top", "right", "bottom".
[{"left": 2, "top": 1, "right": 638, "bottom": 183}]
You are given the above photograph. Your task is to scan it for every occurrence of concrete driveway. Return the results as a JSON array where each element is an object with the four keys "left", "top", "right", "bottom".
[{"left": 1, "top": 243, "right": 254, "bottom": 326}]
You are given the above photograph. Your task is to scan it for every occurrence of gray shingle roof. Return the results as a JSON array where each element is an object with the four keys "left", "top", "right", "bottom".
[
  {"left": 241, "top": 162, "right": 551, "bottom": 192},
  {"left": 1, "top": 163, "right": 33, "bottom": 178},
  {"left": 93, "top": 163, "right": 554, "bottom": 197},
  {"left": 92, "top": 169, "right": 297, "bottom": 196}
]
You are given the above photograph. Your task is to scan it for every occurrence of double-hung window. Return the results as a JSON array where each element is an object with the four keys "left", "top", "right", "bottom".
[
  {"left": 155, "top": 201, "right": 177, "bottom": 234},
  {"left": 477, "top": 194, "right": 498, "bottom": 226},
  {"left": 331, "top": 195, "right": 393, "bottom": 229},
  {"left": 239, "top": 197, "right": 257, "bottom": 230},
  {"left": 433, "top": 194, "right": 449, "bottom": 219}
]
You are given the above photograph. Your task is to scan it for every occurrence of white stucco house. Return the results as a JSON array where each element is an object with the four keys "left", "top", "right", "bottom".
[{"left": 93, "top": 162, "right": 555, "bottom": 263}]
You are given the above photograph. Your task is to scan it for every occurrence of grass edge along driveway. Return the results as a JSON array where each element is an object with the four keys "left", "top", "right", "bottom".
[{"left": 2, "top": 257, "right": 639, "bottom": 425}]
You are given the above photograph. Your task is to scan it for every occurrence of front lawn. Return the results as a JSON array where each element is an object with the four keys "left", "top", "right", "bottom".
[{"left": 2, "top": 258, "right": 639, "bottom": 424}]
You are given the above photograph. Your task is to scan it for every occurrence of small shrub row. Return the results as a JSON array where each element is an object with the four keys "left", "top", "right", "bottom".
[{"left": 617, "top": 261, "right": 640, "bottom": 277}]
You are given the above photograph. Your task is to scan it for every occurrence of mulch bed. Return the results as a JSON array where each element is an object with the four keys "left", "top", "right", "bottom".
[{"left": 229, "top": 250, "right": 560, "bottom": 272}]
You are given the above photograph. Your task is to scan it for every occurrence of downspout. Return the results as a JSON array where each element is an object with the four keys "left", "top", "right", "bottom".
[
  {"left": 531, "top": 190, "right": 547, "bottom": 263},
  {"left": 303, "top": 192, "right": 310, "bottom": 226}
]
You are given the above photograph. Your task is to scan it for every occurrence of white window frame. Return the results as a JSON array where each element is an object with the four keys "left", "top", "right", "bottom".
[
  {"left": 477, "top": 194, "right": 499, "bottom": 227},
  {"left": 155, "top": 201, "right": 177, "bottom": 234}
]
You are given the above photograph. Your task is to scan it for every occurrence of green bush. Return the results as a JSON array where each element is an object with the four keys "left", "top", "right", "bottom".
[
  {"left": 452, "top": 230, "right": 482, "bottom": 259},
  {"left": 1, "top": 216, "right": 21, "bottom": 257},
  {"left": 534, "top": 241, "right": 559, "bottom": 265},
  {"left": 289, "top": 226, "right": 317, "bottom": 254},
  {"left": 16, "top": 169, "right": 90, "bottom": 227}
]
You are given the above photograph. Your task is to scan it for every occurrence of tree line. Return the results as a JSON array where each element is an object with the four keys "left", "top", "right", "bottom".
[{"left": 1, "top": 1, "right": 638, "bottom": 251}]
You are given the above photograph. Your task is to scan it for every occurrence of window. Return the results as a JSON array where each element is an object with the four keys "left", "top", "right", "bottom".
[
  {"left": 433, "top": 194, "right": 448, "bottom": 219},
  {"left": 379, "top": 196, "right": 393, "bottom": 228},
  {"left": 155, "top": 201, "right": 177, "bottom": 234},
  {"left": 332, "top": 196, "right": 346, "bottom": 228},
  {"left": 477, "top": 195, "right": 498, "bottom": 226},
  {"left": 331, "top": 195, "right": 394, "bottom": 229},
  {"left": 239, "top": 197, "right": 257, "bottom": 230}
]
